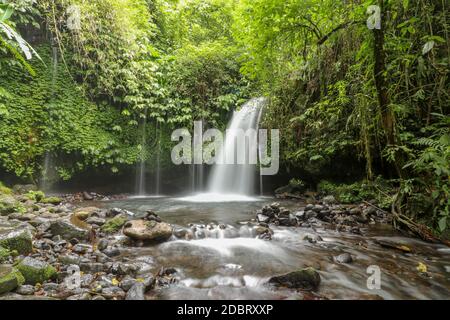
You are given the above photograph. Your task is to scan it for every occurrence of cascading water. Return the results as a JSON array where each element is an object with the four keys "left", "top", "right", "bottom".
[
  {"left": 135, "top": 108, "right": 148, "bottom": 196},
  {"left": 154, "top": 124, "right": 161, "bottom": 195},
  {"left": 40, "top": 45, "right": 59, "bottom": 192},
  {"left": 180, "top": 98, "right": 266, "bottom": 202},
  {"left": 208, "top": 98, "right": 265, "bottom": 195}
]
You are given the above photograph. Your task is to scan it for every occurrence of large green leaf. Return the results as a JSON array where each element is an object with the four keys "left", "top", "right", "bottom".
[{"left": 0, "top": 4, "right": 13, "bottom": 23}]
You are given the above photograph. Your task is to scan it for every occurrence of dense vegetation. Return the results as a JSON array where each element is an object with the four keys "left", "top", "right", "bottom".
[{"left": 0, "top": 0, "right": 448, "bottom": 237}]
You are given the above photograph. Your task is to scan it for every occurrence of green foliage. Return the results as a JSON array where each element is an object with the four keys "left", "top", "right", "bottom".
[
  {"left": 318, "top": 178, "right": 395, "bottom": 209},
  {"left": 26, "top": 190, "right": 45, "bottom": 202}
]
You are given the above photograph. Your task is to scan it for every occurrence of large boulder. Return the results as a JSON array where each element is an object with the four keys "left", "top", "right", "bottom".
[
  {"left": 268, "top": 267, "right": 321, "bottom": 290},
  {"left": 50, "top": 220, "right": 89, "bottom": 241},
  {"left": 0, "top": 229, "right": 33, "bottom": 255},
  {"left": 12, "top": 184, "right": 38, "bottom": 194},
  {"left": 0, "top": 265, "right": 25, "bottom": 294},
  {"left": 123, "top": 220, "right": 173, "bottom": 242},
  {"left": 16, "top": 257, "right": 57, "bottom": 285}
]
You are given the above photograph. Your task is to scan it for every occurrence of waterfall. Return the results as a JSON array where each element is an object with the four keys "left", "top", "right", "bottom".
[
  {"left": 208, "top": 98, "right": 265, "bottom": 195},
  {"left": 135, "top": 108, "right": 148, "bottom": 196},
  {"left": 40, "top": 46, "right": 59, "bottom": 191},
  {"left": 154, "top": 124, "right": 161, "bottom": 195}
]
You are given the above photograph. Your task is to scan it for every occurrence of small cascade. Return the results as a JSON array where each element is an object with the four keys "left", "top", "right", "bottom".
[
  {"left": 40, "top": 45, "right": 59, "bottom": 191},
  {"left": 135, "top": 108, "right": 148, "bottom": 196},
  {"left": 154, "top": 124, "right": 161, "bottom": 195}
]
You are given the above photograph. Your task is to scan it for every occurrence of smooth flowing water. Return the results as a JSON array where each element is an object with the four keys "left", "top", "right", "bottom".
[
  {"left": 135, "top": 109, "right": 148, "bottom": 196},
  {"left": 209, "top": 98, "right": 265, "bottom": 195},
  {"left": 101, "top": 197, "right": 450, "bottom": 300}
]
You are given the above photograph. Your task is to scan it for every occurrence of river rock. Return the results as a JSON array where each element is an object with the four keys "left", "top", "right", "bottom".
[
  {"left": 125, "top": 283, "right": 145, "bottom": 300},
  {"left": 322, "top": 195, "right": 337, "bottom": 205},
  {"left": 101, "top": 286, "right": 126, "bottom": 299},
  {"left": 123, "top": 220, "right": 173, "bottom": 242},
  {"left": 0, "top": 228, "right": 33, "bottom": 255},
  {"left": 0, "top": 265, "right": 24, "bottom": 294},
  {"left": 334, "top": 253, "right": 353, "bottom": 264},
  {"left": 15, "top": 284, "right": 35, "bottom": 295},
  {"left": 50, "top": 220, "right": 89, "bottom": 241},
  {"left": 0, "top": 195, "right": 18, "bottom": 216},
  {"left": 17, "top": 257, "right": 57, "bottom": 285},
  {"left": 82, "top": 192, "right": 94, "bottom": 201},
  {"left": 268, "top": 267, "right": 321, "bottom": 290}
]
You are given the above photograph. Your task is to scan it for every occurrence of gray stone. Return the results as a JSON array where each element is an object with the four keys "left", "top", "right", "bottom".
[
  {"left": 123, "top": 220, "right": 172, "bottom": 242},
  {"left": 335, "top": 253, "right": 353, "bottom": 264},
  {"left": 50, "top": 220, "right": 89, "bottom": 241},
  {"left": 268, "top": 267, "right": 321, "bottom": 290},
  {"left": 125, "top": 283, "right": 145, "bottom": 300},
  {"left": 15, "top": 284, "right": 35, "bottom": 295}
]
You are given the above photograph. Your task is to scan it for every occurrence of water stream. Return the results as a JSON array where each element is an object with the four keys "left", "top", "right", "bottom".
[{"left": 102, "top": 196, "right": 450, "bottom": 300}]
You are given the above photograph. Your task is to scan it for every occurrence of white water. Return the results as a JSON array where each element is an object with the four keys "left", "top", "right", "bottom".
[
  {"left": 182, "top": 98, "right": 265, "bottom": 203},
  {"left": 135, "top": 108, "right": 148, "bottom": 196},
  {"left": 40, "top": 46, "right": 59, "bottom": 192}
]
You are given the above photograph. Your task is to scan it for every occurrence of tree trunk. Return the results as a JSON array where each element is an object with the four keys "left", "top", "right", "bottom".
[{"left": 373, "top": 0, "right": 395, "bottom": 146}]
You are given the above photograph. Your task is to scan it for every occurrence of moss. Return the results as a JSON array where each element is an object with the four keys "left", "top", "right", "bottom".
[
  {"left": 26, "top": 190, "right": 45, "bottom": 202},
  {"left": 101, "top": 215, "right": 127, "bottom": 233},
  {"left": 0, "top": 230, "right": 33, "bottom": 255},
  {"left": 0, "top": 182, "right": 12, "bottom": 195},
  {"left": 0, "top": 246, "right": 11, "bottom": 263},
  {"left": 41, "top": 197, "right": 62, "bottom": 205},
  {"left": 0, "top": 267, "right": 24, "bottom": 294},
  {"left": 17, "top": 258, "right": 57, "bottom": 285}
]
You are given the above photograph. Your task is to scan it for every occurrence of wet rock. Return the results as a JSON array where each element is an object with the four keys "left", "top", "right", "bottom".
[
  {"left": 375, "top": 240, "right": 412, "bottom": 253},
  {"left": 58, "top": 254, "right": 82, "bottom": 266},
  {"left": 125, "top": 283, "right": 145, "bottom": 300},
  {"left": 294, "top": 211, "right": 305, "bottom": 221},
  {"left": 334, "top": 253, "right": 353, "bottom": 264},
  {"left": 313, "top": 205, "right": 325, "bottom": 213},
  {"left": 349, "top": 207, "right": 362, "bottom": 216},
  {"left": 123, "top": 219, "right": 173, "bottom": 242},
  {"left": 72, "top": 244, "right": 91, "bottom": 254},
  {"left": 80, "top": 263, "right": 105, "bottom": 273},
  {"left": 82, "top": 192, "right": 94, "bottom": 201},
  {"left": 17, "top": 257, "right": 57, "bottom": 285},
  {"left": 110, "top": 262, "right": 137, "bottom": 276},
  {"left": 303, "top": 234, "right": 323, "bottom": 244},
  {"left": 268, "top": 267, "right": 321, "bottom": 290},
  {"left": 0, "top": 265, "right": 24, "bottom": 294},
  {"left": 305, "top": 204, "right": 314, "bottom": 211},
  {"left": 0, "top": 228, "right": 33, "bottom": 255},
  {"left": 97, "top": 239, "right": 109, "bottom": 251},
  {"left": 323, "top": 195, "right": 337, "bottom": 205},
  {"left": 67, "top": 292, "right": 91, "bottom": 300},
  {"left": 101, "top": 286, "right": 126, "bottom": 299},
  {"left": 257, "top": 214, "right": 270, "bottom": 224},
  {"left": 15, "top": 284, "right": 35, "bottom": 295},
  {"left": 120, "top": 276, "right": 138, "bottom": 291},
  {"left": 86, "top": 217, "right": 106, "bottom": 226},
  {"left": 103, "top": 247, "right": 121, "bottom": 258},
  {"left": 50, "top": 220, "right": 89, "bottom": 241}
]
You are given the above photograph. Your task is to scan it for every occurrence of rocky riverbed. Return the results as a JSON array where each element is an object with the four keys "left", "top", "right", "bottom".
[{"left": 1, "top": 186, "right": 449, "bottom": 300}]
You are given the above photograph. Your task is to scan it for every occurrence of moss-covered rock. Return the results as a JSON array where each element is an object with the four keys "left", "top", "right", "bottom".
[
  {"left": 50, "top": 220, "right": 89, "bottom": 240},
  {"left": 26, "top": 191, "right": 45, "bottom": 202},
  {"left": 41, "top": 197, "right": 62, "bottom": 205},
  {"left": 16, "top": 257, "right": 57, "bottom": 285},
  {"left": 0, "top": 229, "right": 33, "bottom": 255},
  {"left": 102, "top": 215, "right": 127, "bottom": 233},
  {"left": 0, "top": 182, "right": 13, "bottom": 195},
  {"left": 268, "top": 267, "right": 321, "bottom": 290},
  {"left": 0, "top": 195, "right": 18, "bottom": 216},
  {"left": 0, "top": 247, "right": 11, "bottom": 263},
  {"left": 0, "top": 265, "right": 25, "bottom": 294}
]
